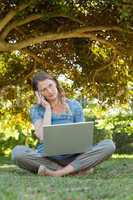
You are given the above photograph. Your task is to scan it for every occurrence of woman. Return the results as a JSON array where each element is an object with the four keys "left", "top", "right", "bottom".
[{"left": 12, "top": 71, "right": 116, "bottom": 176}]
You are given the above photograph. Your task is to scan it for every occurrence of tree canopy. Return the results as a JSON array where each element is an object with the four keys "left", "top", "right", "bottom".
[{"left": 0, "top": 0, "right": 133, "bottom": 104}]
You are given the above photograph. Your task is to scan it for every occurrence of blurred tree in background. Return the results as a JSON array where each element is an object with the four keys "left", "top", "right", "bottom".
[{"left": 0, "top": 0, "right": 133, "bottom": 155}]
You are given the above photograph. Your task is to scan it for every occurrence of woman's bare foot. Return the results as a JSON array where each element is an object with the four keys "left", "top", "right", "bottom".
[
  {"left": 70, "top": 167, "right": 94, "bottom": 176},
  {"left": 38, "top": 165, "right": 63, "bottom": 177},
  {"left": 38, "top": 164, "right": 75, "bottom": 177},
  {"left": 38, "top": 165, "right": 94, "bottom": 177}
]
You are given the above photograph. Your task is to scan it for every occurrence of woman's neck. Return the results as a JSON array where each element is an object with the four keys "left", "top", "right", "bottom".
[
  {"left": 50, "top": 98, "right": 68, "bottom": 114},
  {"left": 50, "top": 98, "right": 61, "bottom": 109}
]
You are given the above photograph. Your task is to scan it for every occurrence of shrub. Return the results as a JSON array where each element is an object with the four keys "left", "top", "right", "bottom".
[{"left": 84, "top": 107, "right": 133, "bottom": 154}]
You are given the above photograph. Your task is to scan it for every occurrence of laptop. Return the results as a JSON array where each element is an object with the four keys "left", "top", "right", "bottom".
[{"left": 43, "top": 121, "right": 94, "bottom": 157}]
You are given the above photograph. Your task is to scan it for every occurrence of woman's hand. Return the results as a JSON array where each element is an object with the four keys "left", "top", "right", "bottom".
[{"left": 35, "top": 91, "right": 51, "bottom": 109}]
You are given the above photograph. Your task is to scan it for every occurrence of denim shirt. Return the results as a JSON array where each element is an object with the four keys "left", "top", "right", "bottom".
[{"left": 30, "top": 99, "right": 85, "bottom": 160}]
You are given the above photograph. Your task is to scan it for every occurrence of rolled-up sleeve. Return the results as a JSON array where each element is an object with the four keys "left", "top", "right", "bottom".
[
  {"left": 30, "top": 105, "right": 44, "bottom": 125},
  {"left": 72, "top": 100, "right": 85, "bottom": 122}
]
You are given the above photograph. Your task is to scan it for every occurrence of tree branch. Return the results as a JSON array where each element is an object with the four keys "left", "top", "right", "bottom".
[
  {"left": 1, "top": 13, "right": 84, "bottom": 39},
  {"left": 0, "top": 39, "right": 9, "bottom": 51},
  {"left": 8, "top": 26, "right": 119, "bottom": 51},
  {"left": 1, "top": 14, "right": 42, "bottom": 39},
  {"left": 1, "top": 25, "right": 132, "bottom": 52},
  {"left": 0, "top": 3, "right": 30, "bottom": 32},
  {"left": 92, "top": 50, "right": 117, "bottom": 83},
  {"left": 15, "top": 28, "right": 49, "bottom": 67},
  {"left": 48, "top": 14, "right": 84, "bottom": 25},
  {"left": 79, "top": 33, "right": 117, "bottom": 50}
]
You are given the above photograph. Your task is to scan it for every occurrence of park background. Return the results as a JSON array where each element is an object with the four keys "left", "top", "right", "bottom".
[{"left": 0, "top": 0, "right": 133, "bottom": 199}]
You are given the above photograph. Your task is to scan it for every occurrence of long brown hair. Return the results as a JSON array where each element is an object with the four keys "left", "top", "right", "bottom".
[{"left": 32, "top": 71, "right": 66, "bottom": 104}]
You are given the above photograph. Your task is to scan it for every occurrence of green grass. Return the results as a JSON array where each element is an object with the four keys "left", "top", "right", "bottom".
[{"left": 0, "top": 155, "right": 133, "bottom": 200}]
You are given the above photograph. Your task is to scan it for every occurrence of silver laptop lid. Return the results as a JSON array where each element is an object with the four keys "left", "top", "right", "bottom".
[{"left": 43, "top": 121, "right": 94, "bottom": 157}]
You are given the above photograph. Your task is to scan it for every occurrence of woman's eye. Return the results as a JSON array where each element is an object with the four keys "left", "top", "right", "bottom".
[{"left": 49, "top": 84, "right": 53, "bottom": 88}]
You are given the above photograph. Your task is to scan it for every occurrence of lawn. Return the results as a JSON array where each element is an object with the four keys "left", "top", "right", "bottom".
[{"left": 0, "top": 155, "right": 133, "bottom": 200}]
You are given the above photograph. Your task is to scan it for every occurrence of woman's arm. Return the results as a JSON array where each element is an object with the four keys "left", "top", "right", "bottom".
[
  {"left": 70, "top": 100, "right": 85, "bottom": 123},
  {"left": 31, "top": 91, "right": 52, "bottom": 142},
  {"left": 34, "top": 106, "right": 51, "bottom": 141}
]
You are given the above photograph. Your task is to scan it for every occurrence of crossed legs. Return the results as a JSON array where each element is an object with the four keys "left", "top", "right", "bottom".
[{"left": 12, "top": 139, "right": 115, "bottom": 176}]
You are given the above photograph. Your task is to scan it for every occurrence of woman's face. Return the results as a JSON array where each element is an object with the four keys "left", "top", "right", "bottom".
[{"left": 37, "top": 79, "right": 58, "bottom": 102}]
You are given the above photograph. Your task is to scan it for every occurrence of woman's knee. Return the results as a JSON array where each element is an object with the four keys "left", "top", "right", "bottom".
[
  {"left": 11, "top": 145, "right": 27, "bottom": 161},
  {"left": 103, "top": 139, "right": 116, "bottom": 155}
]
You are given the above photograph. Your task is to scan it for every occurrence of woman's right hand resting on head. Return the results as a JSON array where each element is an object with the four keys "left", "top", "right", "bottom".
[
  {"left": 35, "top": 91, "right": 51, "bottom": 110},
  {"left": 34, "top": 91, "right": 52, "bottom": 142}
]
